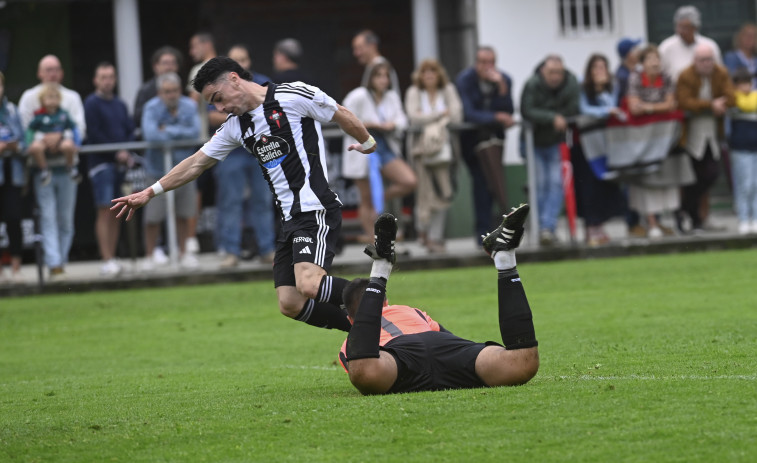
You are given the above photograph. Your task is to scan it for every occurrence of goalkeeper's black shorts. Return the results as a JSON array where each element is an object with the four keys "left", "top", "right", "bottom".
[{"left": 381, "top": 331, "right": 500, "bottom": 393}]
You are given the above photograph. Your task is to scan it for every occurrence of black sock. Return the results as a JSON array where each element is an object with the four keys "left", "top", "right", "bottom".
[
  {"left": 316, "top": 275, "right": 349, "bottom": 307},
  {"left": 294, "top": 299, "right": 351, "bottom": 332},
  {"left": 497, "top": 268, "right": 538, "bottom": 350},
  {"left": 345, "top": 281, "right": 386, "bottom": 360}
]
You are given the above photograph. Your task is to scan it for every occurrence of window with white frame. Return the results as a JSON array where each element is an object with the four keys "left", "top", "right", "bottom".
[{"left": 558, "top": 0, "right": 614, "bottom": 37}]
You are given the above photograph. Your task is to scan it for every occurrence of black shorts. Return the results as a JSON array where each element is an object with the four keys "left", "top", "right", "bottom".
[
  {"left": 273, "top": 208, "right": 342, "bottom": 288},
  {"left": 381, "top": 331, "right": 498, "bottom": 393}
]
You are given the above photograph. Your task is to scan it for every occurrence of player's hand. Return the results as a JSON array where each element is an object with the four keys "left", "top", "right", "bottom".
[
  {"left": 110, "top": 189, "right": 152, "bottom": 222},
  {"left": 347, "top": 142, "right": 376, "bottom": 154}
]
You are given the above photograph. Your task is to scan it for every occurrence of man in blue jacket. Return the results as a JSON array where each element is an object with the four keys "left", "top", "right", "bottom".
[
  {"left": 455, "top": 46, "right": 515, "bottom": 243},
  {"left": 84, "top": 62, "right": 135, "bottom": 277},
  {"left": 141, "top": 72, "right": 201, "bottom": 270}
]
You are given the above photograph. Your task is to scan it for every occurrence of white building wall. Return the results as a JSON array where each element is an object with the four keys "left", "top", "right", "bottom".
[{"left": 476, "top": 0, "right": 648, "bottom": 163}]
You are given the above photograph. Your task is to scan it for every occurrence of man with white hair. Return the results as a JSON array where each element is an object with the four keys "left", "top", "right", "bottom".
[
  {"left": 675, "top": 43, "right": 734, "bottom": 233},
  {"left": 659, "top": 5, "right": 722, "bottom": 82},
  {"left": 140, "top": 72, "right": 201, "bottom": 269}
]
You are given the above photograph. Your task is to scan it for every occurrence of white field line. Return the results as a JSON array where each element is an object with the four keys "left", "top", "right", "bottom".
[
  {"left": 281, "top": 364, "right": 342, "bottom": 371},
  {"left": 544, "top": 374, "right": 757, "bottom": 381},
  {"left": 281, "top": 366, "right": 756, "bottom": 380}
]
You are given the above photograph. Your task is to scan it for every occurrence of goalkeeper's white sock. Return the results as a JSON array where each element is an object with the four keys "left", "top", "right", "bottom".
[
  {"left": 493, "top": 250, "right": 517, "bottom": 271},
  {"left": 370, "top": 259, "right": 393, "bottom": 282}
]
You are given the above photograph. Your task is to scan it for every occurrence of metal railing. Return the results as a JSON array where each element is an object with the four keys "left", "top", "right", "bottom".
[
  {"left": 325, "top": 120, "right": 542, "bottom": 244},
  {"left": 79, "top": 139, "right": 206, "bottom": 268},
  {"left": 74, "top": 121, "right": 543, "bottom": 265},
  {"left": 12, "top": 108, "right": 747, "bottom": 288}
]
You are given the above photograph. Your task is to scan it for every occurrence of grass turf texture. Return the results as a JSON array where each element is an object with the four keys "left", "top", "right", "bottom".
[{"left": 1, "top": 249, "right": 756, "bottom": 462}]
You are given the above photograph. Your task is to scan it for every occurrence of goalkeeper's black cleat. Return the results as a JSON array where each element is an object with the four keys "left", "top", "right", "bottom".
[
  {"left": 364, "top": 213, "right": 398, "bottom": 264},
  {"left": 482, "top": 203, "right": 530, "bottom": 255}
]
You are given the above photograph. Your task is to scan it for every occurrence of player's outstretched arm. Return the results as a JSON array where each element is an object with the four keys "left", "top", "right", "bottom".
[
  {"left": 110, "top": 149, "right": 218, "bottom": 221},
  {"left": 331, "top": 104, "right": 376, "bottom": 154}
]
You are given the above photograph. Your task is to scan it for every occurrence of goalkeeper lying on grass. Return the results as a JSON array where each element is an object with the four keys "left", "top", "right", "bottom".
[{"left": 339, "top": 204, "right": 539, "bottom": 394}]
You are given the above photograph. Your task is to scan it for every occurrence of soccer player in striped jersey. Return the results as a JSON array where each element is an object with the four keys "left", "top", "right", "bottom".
[
  {"left": 112, "top": 57, "right": 378, "bottom": 333},
  {"left": 342, "top": 205, "right": 539, "bottom": 394}
]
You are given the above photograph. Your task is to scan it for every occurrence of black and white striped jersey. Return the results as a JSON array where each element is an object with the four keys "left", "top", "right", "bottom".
[{"left": 201, "top": 82, "right": 342, "bottom": 221}]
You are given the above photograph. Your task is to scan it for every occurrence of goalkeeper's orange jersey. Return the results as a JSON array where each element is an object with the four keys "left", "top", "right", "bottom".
[{"left": 338, "top": 304, "right": 441, "bottom": 372}]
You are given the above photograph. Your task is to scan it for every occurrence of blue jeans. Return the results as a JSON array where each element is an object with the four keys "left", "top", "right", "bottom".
[
  {"left": 534, "top": 144, "right": 563, "bottom": 232},
  {"left": 34, "top": 167, "right": 78, "bottom": 268},
  {"left": 369, "top": 134, "right": 399, "bottom": 214},
  {"left": 730, "top": 150, "right": 757, "bottom": 222},
  {"left": 214, "top": 148, "right": 276, "bottom": 256}
]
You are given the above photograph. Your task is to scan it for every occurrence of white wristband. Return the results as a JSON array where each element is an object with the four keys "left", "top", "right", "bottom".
[
  {"left": 151, "top": 181, "right": 165, "bottom": 196},
  {"left": 361, "top": 135, "right": 376, "bottom": 150}
]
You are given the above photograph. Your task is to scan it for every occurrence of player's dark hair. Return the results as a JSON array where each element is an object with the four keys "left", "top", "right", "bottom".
[
  {"left": 192, "top": 56, "right": 252, "bottom": 93},
  {"left": 342, "top": 278, "right": 371, "bottom": 319}
]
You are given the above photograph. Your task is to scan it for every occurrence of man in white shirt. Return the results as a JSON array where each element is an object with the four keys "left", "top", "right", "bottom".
[
  {"left": 18, "top": 55, "right": 86, "bottom": 134},
  {"left": 659, "top": 5, "right": 722, "bottom": 82},
  {"left": 18, "top": 55, "right": 86, "bottom": 281}
]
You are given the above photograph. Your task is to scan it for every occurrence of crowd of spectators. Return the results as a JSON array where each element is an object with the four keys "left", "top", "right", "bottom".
[{"left": 2, "top": 4, "right": 757, "bottom": 284}]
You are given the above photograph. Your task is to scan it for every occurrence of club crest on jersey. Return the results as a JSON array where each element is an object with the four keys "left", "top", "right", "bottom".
[
  {"left": 253, "top": 134, "right": 290, "bottom": 168},
  {"left": 269, "top": 110, "right": 282, "bottom": 128}
]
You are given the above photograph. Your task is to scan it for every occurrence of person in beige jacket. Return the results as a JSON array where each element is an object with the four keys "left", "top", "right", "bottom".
[{"left": 405, "top": 59, "right": 462, "bottom": 253}]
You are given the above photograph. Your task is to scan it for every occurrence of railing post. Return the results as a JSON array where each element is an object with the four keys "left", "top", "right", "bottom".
[
  {"left": 163, "top": 145, "right": 179, "bottom": 268},
  {"left": 524, "top": 122, "right": 540, "bottom": 247}
]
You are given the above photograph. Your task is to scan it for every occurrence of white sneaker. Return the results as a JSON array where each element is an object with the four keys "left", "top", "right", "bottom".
[
  {"left": 738, "top": 222, "right": 751, "bottom": 235},
  {"left": 648, "top": 227, "right": 663, "bottom": 239},
  {"left": 100, "top": 259, "right": 122, "bottom": 277},
  {"left": 152, "top": 247, "right": 169, "bottom": 265},
  {"left": 180, "top": 253, "right": 200, "bottom": 269},
  {"left": 185, "top": 237, "right": 200, "bottom": 254}
]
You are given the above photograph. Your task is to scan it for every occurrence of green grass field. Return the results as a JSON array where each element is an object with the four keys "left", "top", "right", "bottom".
[{"left": 2, "top": 249, "right": 756, "bottom": 462}]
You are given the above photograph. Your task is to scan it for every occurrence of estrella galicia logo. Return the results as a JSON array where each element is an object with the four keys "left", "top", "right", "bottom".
[{"left": 253, "top": 135, "right": 290, "bottom": 168}]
